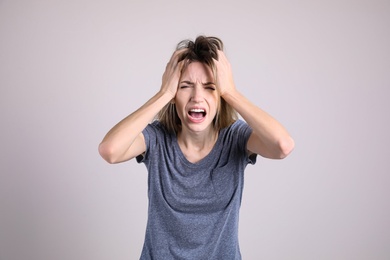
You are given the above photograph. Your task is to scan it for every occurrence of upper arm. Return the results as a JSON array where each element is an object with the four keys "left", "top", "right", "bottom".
[
  {"left": 99, "top": 133, "right": 146, "bottom": 164},
  {"left": 119, "top": 132, "right": 146, "bottom": 163},
  {"left": 247, "top": 132, "right": 294, "bottom": 159},
  {"left": 247, "top": 132, "right": 279, "bottom": 159}
]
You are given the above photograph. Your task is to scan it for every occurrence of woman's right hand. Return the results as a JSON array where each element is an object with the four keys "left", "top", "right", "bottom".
[{"left": 160, "top": 48, "right": 187, "bottom": 98}]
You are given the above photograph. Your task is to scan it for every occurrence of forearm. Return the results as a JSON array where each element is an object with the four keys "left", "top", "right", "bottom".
[
  {"left": 99, "top": 90, "right": 172, "bottom": 162},
  {"left": 222, "top": 89, "right": 294, "bottom": 158}
]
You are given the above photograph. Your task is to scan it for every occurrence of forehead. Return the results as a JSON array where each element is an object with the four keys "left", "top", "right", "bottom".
[{"left": 181, "top": 62, "right": 214, "bottom": 81}]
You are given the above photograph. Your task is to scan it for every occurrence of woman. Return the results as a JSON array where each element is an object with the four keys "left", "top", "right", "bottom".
[{"left": 99, "top": 36, "right": 294, "bottom": 259}]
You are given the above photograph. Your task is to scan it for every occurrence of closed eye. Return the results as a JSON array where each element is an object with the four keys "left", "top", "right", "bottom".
[
  {"left": 205, "top": 86, "right": 216, "bottom": 91},
  {"left": 179, "top": 81, "right": 194, "bottom": 89}
]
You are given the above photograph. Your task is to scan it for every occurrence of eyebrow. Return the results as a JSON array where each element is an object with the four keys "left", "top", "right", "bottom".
[
  {"left": 180, "top": 80, "right": 215, "bottom": 85},
  {"left": 203, "top": 82, "right": 216, "bottom": 85}
]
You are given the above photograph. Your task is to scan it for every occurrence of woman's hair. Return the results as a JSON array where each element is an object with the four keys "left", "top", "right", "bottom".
[{"left": 156, "top": 36, "right": 238, "bottom": 134}]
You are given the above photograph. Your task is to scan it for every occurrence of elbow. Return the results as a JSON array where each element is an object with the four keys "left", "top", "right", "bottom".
[
  {"left": 278, "top": 136, "right": 295, "bottom": 159},
  {"left": 98, "top": 142, "right": 118, "bottom": 164}
]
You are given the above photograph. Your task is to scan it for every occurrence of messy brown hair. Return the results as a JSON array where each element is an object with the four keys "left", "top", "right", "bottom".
[{"left": 156, "top": 36, "right": 238, "bottom": 134}]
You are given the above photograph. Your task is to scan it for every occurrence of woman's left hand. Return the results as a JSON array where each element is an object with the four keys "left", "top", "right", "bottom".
[{"left": 214, "top": 50, "right": 236, "bottom": 97}]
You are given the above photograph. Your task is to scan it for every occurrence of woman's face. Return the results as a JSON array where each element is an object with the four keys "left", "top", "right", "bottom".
[{"left": 175, "top": 61, "right": 219, "bottom": 134}]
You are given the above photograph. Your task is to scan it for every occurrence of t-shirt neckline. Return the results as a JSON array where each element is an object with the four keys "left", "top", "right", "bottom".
[{"left": 172, "top": 128, "right": 226, "bottom": 168}]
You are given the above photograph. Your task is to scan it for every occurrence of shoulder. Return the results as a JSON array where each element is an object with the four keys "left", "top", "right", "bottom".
[
  {"left": 217, "top": 119, "right": 257, "bottom": 164},
  {"left": 220, "top": 119, "right": 253, "bottom": 150},
  {"left": 143, "top": 120, "right": 175, "bottom": 147},
  {"left": 138, "top": 121, "right": 173, "bottom": 163},
  {"left": 144, "top": 120, "right": 167, "bottom": 136},
  {"left": 223, "top": 119, "right": 252, "bottom": 137}
]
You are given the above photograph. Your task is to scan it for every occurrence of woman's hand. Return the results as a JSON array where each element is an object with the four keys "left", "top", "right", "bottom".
[
  {"left": 160, "top": 48, "right": 187, "bottom": 98},
  {"left": 214, "top": 50, "right": 236, "bottom": 97}
]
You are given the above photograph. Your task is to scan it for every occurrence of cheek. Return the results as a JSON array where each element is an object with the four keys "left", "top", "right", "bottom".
[
  {"left": 175, "top": 102, "right": 184, "bottom": 115},
  {"left": 209, "top": 94, "right": 220, "bottom": 109},
  {"left": 174, "top": 100, "right": 186, "bottom": 118},
  {"left": 206, "top": 97, "right": 219, "bottom": 117}
]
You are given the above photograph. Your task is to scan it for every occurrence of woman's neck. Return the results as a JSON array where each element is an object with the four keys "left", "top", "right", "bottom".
[{"left": 177, "top": 127, "right": 218, "bottom": 163}]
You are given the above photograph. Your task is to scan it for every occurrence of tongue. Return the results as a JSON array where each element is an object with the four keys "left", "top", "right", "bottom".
[{"left": 189, "top": 112, "right": 204, "bottom": 118}]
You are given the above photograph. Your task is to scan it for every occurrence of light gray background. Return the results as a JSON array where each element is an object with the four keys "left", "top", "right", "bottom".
[{"left": 1, "top": 0, "right": 389, "bottom": 259}]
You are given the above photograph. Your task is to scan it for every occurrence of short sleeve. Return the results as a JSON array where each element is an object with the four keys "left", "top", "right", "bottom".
[
  {"left": 232, "top": 119, "right": 257, "bottom": 165},
  {"left": 136, "top": 121, "right": 161, "bottom": 164}
]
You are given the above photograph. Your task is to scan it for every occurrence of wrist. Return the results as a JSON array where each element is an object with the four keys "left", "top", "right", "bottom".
[
  {"left": 220, "top": 87, "right": 237, "bottom": 99},
  {"left": 158, "top": 88, "right": 176, "bottom": 103}
]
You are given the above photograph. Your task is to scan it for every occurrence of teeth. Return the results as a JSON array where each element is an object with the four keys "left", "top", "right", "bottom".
[{"left": 190, "top": 108, "right": 205, "bottom": 113}]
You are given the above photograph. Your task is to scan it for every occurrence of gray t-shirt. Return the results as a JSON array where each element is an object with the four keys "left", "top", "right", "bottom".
[{"left": 137, "top": 119, "right": 257, "bottom": 260}]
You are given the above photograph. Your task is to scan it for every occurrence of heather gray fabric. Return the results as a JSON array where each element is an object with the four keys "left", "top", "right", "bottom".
[{"left": 137, "top": 119, "right": 257, "bottom": 260}]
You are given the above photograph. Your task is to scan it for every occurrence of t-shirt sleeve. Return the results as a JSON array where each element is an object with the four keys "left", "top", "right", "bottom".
[
  {"left": 233, "top": 119, "right": 257, "bottom": 165},
  {"left": 136, "top": 121, "right": 160, "bottom": 164}
]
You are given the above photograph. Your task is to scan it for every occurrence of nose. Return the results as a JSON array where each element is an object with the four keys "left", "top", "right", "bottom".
[{"left": 190, "top": 85, "right": 204, "bottom": 102}]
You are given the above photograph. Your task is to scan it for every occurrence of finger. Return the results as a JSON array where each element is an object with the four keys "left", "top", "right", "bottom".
[
  {"left": 217, "top": 50, "right": 229, "bottom": 62},
  {"left": 169, "top": 48, "right": 187, "bottom": 64},
  {"left": 176, "top": 59, "right": 186, "bottom": 72}
]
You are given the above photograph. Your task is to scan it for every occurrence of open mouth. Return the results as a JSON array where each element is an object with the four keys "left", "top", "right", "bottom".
[{"left": 188, "top": 108, "right": 206, "bottom": 119}]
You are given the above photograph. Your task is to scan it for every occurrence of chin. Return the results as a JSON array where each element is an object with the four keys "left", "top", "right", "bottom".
[{"left": 185, "top": 120, "right": 214, "bottom": 133}]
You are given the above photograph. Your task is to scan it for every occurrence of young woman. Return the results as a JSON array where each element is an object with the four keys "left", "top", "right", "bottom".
[{"left": 99, "top": 36, "right": 294, "bottom": 259}]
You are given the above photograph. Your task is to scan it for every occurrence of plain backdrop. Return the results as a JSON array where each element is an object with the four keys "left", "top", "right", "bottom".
[{"left": 1, "top": 0, "right": 389, "bottom": 259}]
